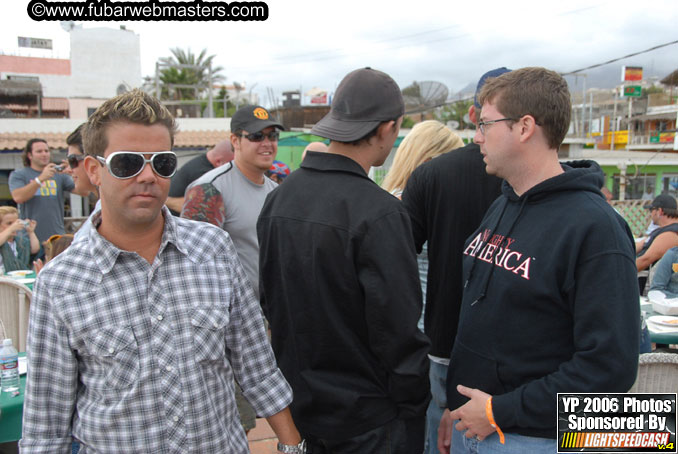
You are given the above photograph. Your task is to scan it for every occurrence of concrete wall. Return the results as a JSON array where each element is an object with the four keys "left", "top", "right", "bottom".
[
  {"left": 68, "top": 98, "right": 106, "bottom": 119},
  {"left": 70, "top": 27, "right": 142, "bottom": 98}
]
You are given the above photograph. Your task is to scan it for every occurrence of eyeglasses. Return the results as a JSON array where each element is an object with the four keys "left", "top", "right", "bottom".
[
  {"left": 477, "top": 118, "right": 516, "bottom": 135},
  {"left": 237, "top": 130, "right": 280, "bottom": 142},
  {"left": 96, "top": 151, "right": 178, "bottom": 180},
  {"left": 67, "top": 154, "right": 85, "bottom": 169}
]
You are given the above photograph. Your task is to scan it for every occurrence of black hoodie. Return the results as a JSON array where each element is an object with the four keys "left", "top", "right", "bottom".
[{"left": 446, "top": 160, "right": 640, "bottom": 439}]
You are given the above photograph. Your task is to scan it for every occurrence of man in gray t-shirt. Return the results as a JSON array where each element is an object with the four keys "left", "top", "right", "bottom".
[
  {"left": 181, "top": 105, "right": 284, "bottom": 299},
  {"left": 9, "top": 138, "right": 75, "bottom": 243}
]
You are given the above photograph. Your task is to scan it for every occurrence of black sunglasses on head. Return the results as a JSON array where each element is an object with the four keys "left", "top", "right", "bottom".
[{"left": 67, "top": 154, "right": 85, "bottom": 169}]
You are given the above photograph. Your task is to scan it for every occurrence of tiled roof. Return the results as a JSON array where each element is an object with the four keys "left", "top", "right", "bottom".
[
  {"left": 0, "top": 132, "right": 68, "bottom": 151},
  {"left": 0, "top": 129, "right": 232, "bottom": 151},
  {"left": 175, "top": 130, "right": 230, "bottom": 147}
]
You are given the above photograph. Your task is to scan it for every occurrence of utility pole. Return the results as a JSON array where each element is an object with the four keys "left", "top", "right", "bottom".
[
  {"left": 581, "top": 74, "right": 587, "bottom": 138},
  {"left": 611, "top": 88, "right": 618, "bottom": 150},
  {"left": 206, "top": 62, "right": 214, "bottom": 118}
]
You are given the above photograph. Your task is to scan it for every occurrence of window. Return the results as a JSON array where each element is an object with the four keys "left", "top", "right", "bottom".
[
  {"left": 612, "top": 174, "right": 655, "bottom": 200},
  {"left": 661, "top": 174, "right": 678, "bottom": 199}
]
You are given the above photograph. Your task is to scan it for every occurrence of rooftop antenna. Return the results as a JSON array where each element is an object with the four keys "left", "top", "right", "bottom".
[{"left": 60, "top": 21, "right": 75, "bottom": 32}]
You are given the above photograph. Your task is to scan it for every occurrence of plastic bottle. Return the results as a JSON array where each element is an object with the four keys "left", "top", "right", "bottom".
[{"left": 0, "top": 338, "right": 20, "bottom": 393}]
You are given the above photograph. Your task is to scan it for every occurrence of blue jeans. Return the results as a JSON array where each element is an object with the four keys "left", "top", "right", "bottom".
[
  {"left": 648, "top": 246, "right": 678, "bottom": 297},
  {"left": 451, "top": 426, "right": 556, "bottom": 454},
  {"left": 417, "top": 244, "right": 428, "bottom": 332},
  {"left": 423, "top": 360, "right": 447, "bottom": 454}
]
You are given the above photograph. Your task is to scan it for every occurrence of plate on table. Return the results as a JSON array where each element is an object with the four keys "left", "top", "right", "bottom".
[
  {"left": 15, "top": 278, "right": 35, "bottom": 286},
  {"left": 647, "top": 315, "right": 678, "bottom": 327},
  {"left": 7, "top": 270, "right": 32, "bottom": 278}
]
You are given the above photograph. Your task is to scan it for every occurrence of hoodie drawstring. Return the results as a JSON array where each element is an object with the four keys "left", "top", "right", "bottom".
[{"left": 469, "top": 195, "right": 529, "bottom": 306}]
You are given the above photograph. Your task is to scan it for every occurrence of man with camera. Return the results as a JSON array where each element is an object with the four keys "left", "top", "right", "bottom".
[{"left": 9, "top": 138, "right": 75, "bottom": 244}]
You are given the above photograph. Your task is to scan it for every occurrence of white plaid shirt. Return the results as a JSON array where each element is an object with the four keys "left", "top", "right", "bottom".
[{"left": 20, "top": 208, "right": 292, "bottom": 454}]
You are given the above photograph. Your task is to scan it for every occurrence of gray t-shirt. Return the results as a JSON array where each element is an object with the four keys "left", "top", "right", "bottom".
[
  {"left": 9, "top": 167, "right": 75, "bottom": 243},
  {"left": 183, "top": 162, "right": 277, "bottom": 298}
]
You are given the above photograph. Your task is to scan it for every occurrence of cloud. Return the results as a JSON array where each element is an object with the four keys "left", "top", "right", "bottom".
[{"left": 2, "top": 0, "right": 677, "bottom": 105}]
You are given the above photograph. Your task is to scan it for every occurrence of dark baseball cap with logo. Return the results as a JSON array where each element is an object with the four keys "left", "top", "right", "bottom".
[
  {"left": 311, "top": 67, "right": 404, "bottom": 142},
  {"left": 646, "top": 194, "right": 678, "bottom": 211},
  {"left": 474, "top": 67, "right": 512, "bottom": 109},
  {"left": 231, "top": 105, "right": 284, "bottom": 134}
]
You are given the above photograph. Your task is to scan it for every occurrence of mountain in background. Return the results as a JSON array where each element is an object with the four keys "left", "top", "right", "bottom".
[{"left": 450, "top": 62, "right": 677, "bottom": 101}]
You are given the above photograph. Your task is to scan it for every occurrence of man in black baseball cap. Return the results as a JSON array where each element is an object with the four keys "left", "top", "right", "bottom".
[
  {"left": 637, "top": 193, "right": 678, "bottom": 273},
  {"left": 258, "top": 67, "right": 430, "bottom": 453}
]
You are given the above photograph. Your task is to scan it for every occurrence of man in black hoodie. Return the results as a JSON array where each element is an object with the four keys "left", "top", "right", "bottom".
[{"left": 438, "top": 67, "right": 639, "bottom": 453}]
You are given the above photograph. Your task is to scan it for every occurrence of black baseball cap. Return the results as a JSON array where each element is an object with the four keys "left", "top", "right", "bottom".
[
  {"left": 474, "top": 67, "right": 512, "bottom": 109},
  {"left": 311, "top": 67, "right": 404, "bottom": 142},
  {"left": 646, "top": 194, "right": 677, "bottom": 210},
  {"left": 231, "top": 105, "right": 284, "bottom": 134}
]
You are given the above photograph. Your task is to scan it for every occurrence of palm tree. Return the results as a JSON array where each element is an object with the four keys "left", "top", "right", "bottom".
[{"left": 158, "top": 47, "right": 225, "bottom": 101}]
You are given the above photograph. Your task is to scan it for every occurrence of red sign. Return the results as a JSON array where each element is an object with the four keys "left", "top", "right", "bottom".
[
  {"left": 310, "top": 93, "right": 327, "bottom": 104},
  {"left": 622, "top": 66, "right": 643, "bottom": 81}
]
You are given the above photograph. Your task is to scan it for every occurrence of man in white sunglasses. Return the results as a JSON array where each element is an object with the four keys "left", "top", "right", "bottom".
[{"left": 21, "top": 89, "right": 304, "bottom": 454}]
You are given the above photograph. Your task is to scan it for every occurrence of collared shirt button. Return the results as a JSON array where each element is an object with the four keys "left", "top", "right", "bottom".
[
  {"left": 166, "top": 365, "right": 173, "bottom": 372},
  {"left": 108, "top": 348, "right": 115, "bottom": 354},
  {"left": 213, "top": 322, "right": 219, "bottom": 329},
  {"left": 173, "top": 416, "right": 179, "bottom": 422},
  {"left": 157, "top": 315, "right": 163, "bottom": 321}
]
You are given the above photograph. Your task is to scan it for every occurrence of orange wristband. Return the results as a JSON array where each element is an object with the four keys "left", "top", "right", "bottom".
[{"left": 485, "top": 397, "right": 505, "bottom": 444}]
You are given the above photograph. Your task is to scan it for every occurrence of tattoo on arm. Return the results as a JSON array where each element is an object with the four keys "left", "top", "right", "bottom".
[{"left": 181, "top": 184, "right": 226, "bottom": 228}]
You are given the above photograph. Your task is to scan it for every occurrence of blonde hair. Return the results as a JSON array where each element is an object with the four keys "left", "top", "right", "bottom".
[
  {"left": 0, "top": 206, "right": 18, "bottom": 220},
  {"left": 382, "top": 121, "right": 464, "bottom": 194},
  {"left": 84, "top": 89, "right": 177, "bottom": 158}
]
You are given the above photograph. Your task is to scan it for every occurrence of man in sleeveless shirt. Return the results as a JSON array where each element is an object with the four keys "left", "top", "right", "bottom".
[{"left": 636, "top": 194, "right": 678, "bottom": 272}]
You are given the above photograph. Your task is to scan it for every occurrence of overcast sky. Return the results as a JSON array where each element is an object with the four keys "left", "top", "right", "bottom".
[{"left": 2, "top": 0, "right": 677, "bottom": 106}]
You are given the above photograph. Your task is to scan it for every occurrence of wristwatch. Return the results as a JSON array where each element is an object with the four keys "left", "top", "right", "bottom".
[{"left": 277, "top": 439, "right": 306, "bottom": 453}]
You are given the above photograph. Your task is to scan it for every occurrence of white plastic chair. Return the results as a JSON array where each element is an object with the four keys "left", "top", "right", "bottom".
[
  {"left": 0, "top": 277, "right": 32, "bottom": 352},
  {"left": 628, "top": 352, "right": 678, "bottom": 393}
]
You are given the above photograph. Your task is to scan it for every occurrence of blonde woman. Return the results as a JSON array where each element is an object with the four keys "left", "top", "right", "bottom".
[{"left": 382, "top": 120, "right": 464, "bottom": 198}]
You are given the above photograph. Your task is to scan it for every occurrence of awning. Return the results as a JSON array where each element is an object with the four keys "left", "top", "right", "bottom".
[
  {"left": 0, "top": 79, "right": 42, "bottom": 97},
  {"left": 1, "top": 97, "right": 69, "bottom": 112},
  {"left": 631, "top": 112, "right": 678, "bottom": 121}
]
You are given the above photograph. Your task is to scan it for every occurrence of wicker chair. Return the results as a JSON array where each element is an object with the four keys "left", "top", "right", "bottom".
[
  {"left": 0, "top": 277, "right": 32, "bottom": 352},
  {"left": 629, "top": 352, "right": 678, "bottom": 392}
]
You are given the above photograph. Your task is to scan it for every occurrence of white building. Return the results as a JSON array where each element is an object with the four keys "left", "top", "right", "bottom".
[{"left": 0, "top": 25, "right": 142, "bottom": 119}]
